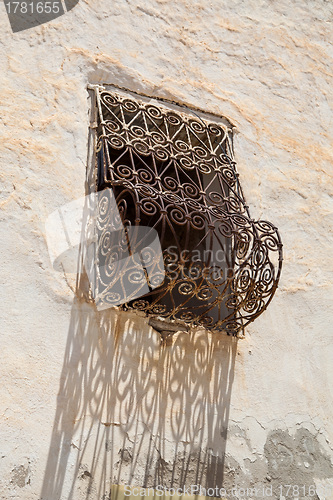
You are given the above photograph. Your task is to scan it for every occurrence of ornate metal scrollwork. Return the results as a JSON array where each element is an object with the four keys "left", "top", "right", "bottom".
[{"left": 91, "top": 87, "right": 283, "bottom": 335}]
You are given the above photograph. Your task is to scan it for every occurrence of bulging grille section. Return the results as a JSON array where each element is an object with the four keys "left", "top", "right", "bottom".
[{"left": 91, "top": 87, "right": 283, "bottom": 335}]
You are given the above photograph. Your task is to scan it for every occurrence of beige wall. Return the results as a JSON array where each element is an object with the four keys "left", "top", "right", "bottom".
[{"left": 0, "top": 0, "right": 333, "bottom": 498}]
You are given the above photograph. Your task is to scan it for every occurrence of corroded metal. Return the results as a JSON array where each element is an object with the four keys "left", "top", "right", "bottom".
[{"left": 92, "top": 87, "right": 283, "bottom": 335}]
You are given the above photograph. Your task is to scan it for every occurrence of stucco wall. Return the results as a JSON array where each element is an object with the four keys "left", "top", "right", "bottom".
[{"left": 0, "top": 0, "right": 333, "bottom": 499}]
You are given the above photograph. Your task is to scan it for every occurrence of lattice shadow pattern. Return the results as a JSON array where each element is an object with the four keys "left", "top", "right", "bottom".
[{"left": 91, "top": 88, "right": 282, "bottom": 335}]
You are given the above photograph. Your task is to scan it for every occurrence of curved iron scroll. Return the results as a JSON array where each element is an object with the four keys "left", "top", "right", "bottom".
[{"left": 92, "top": 88, "right": 283, "bottom": 335}]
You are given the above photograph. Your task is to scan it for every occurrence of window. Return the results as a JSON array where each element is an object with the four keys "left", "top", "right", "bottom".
[{"left": 88, "top": 85, "right": 283, "bottom": 335}]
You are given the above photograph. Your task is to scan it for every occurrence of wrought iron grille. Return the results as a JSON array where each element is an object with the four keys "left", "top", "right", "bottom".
[{"left": 90, "top": 86, "right": 283, "bottom": 335}]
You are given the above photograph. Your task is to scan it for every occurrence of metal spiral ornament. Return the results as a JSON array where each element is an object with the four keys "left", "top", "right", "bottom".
[{"left": 92, "top": 88, "right": 283, "bottom": 335}]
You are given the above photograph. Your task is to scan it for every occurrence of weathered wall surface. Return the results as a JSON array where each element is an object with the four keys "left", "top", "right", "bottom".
[{"left": 0, "top": 0, "right": 333, "bottom": 499}]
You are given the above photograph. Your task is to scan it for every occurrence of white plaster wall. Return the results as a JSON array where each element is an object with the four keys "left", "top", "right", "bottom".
[{"left": 0, "top": 0, "right": 333, "bottom": 498}]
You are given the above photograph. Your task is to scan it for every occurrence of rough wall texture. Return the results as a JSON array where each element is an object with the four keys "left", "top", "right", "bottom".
[{"left": 0, "top": 0, "right": 333, "bottom": 499}]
